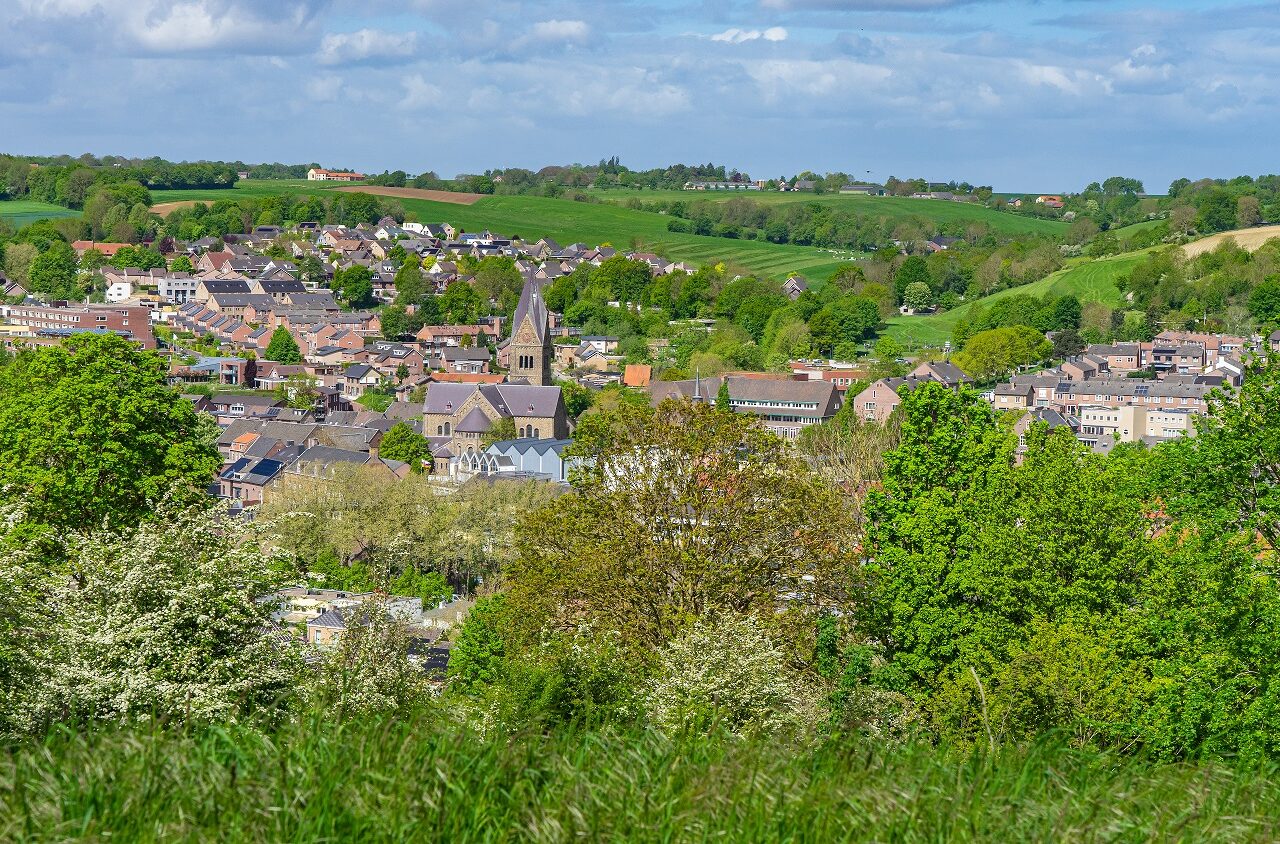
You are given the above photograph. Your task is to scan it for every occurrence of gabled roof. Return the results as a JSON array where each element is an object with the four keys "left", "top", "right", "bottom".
[
  {"left": 423, "top": 382, "right": 563, "bottom": 418},
  {"left": 913, "top": 360, "right": 972, "bottom": 386},
  {"left": 456, "top": 407, "right": 493, "bottom": 434}
]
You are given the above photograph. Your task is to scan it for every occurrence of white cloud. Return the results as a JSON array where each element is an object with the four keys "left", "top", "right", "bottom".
[
  {"left": 746, "top": 57, "right": 889, "bottom": 101},
  {"left": 8, "top": 0, "right": 330, "bottom": 55},
  {"left": 710, "top": 27, "right": 788, "bottom": 43},
  {"left": 318, "top": 28, "right": 418, "bottom": 65},
  {"left": 529, "top": 19, "right": 590, "bottom": 42},
  {"left": 401, "top": 74, "right": 444, "bottom": 110},
  {"left": 1016, "top": 62, "right": 1106, "bottom": 97}
]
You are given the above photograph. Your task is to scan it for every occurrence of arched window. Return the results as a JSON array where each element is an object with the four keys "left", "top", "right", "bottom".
[
  {"left": 443, "top": 422, "right": 451, "bottom": 436},
  {"left": 532, "top": 427, "right": 539, "bottom": 439},
  {"left": 436, "top": 425, "right": 443, "bottom": 436}
]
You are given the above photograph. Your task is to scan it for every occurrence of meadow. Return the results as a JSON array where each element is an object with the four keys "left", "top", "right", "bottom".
[
  {"left": 4, "top": 713, "right": 1279, "bottom": 843},
  {"left": 0, "top": 199, "right": 80, "bottom": 229},
  {"left": 884, "top": 250, "right": 1146, "bottom": 347}
]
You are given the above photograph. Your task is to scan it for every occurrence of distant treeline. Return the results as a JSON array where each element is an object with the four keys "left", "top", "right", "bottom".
[
  {"left": 0, "top": 154, "right": 337, "bottom": 207},
  {"left": 638, "top": 196, "right": 1007, "bottom": 252},
  {"left": 0, "top": 155, "right": 240, "bottom": 207},
  {"left": 164, "top": 192, "right": 404, "bottom": 242},
  {"left": 363, "top": 160, "right": 745, "bottom": 196}
]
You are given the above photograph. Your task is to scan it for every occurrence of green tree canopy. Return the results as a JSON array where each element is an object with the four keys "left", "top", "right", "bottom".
[
  {"left": 109, "top": 246, "right": 166, "bottom": 271},
  {"left": 902, "top": 281, "right": 933, "bottom": 311},
  {"left": 952, "top": 325, "right": 1050, "bottom": 381},
  {"left": 509, "top": 400, "right": 858, "bottom": 651},
  {"left": 379, "top": 422, "right": 432, "bottom": 473},
  {"left": 893, "top": 256, "right": 931, "bottom": 303},
  {"left": 264, "top": 327, "right": 302, "bottom": 364},
  {"left": 0, "top": 334, "right": 220, "bottom": 532},
  {"left": 27, "top": 241, "right": 79, "bottom": 300},
  {"left": 333, "top": 265, "right": 375, "bottom": 308}
]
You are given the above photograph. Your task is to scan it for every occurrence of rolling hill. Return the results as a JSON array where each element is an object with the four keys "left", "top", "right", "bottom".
[
  {"left": 883, "top": 250, "right": 1147, "bottom": 348},
  {"left": 151, "top": 182, "right": 864, "bottom": 280},
  {"left": 146, "top": 180, "right": 1075, "bottom": 280},
  {"left": 591, "top": 188, "right": 1069, "bottom": 239}
]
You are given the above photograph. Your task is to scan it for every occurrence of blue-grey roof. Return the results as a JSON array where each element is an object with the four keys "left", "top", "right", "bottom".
[{"left": 309, "top": 609, "right": 346, "bottom": 629}]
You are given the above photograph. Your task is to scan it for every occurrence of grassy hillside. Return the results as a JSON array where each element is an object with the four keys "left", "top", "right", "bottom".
[
  {"left": 9, "top": 714, "right": 1279, "bottom": 842},
  {"left": 0, "top": 199, "right": 80, "bottom": 228},
  {"left": 590, "top": 188, "right": 1069, "bottom": 238},
  {"left": 150, "top": 180, "right": 319, "bottom": 203},
  {"left": 884, "top": 250, "right": 1146, "bottom": 347},
  {"left": 152, "top": 182, "right": 860, "bottom": 280},
  {"left": 149, "top": 181, "right": 1075, "bottom": 279},
  {"left": 1111, "top": 218, "right": 1166, "bottom": 238}
]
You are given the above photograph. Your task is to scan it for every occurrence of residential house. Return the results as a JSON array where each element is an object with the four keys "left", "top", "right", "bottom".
[
  {"left": 850, "top": 362, "right": 971, "bottom": 423},
  {"left": 306, "top": 168, "right": 367, "bottom": 182},
  {"left": 218, "top": 457, "right": 287, "bottom": 506},
  {"left": 71, "top": 240, "right": 130, "bottom": 258},
  {"left": 207, "top": 393, "right": 285, "bottom": 425},
  {"left": 441, "top": 346, "right": 491, "bottom": 374},
  {"left": 782, "top": 276, "right": 809, "bottom": 300},
  {"left": 342, "top": 363, "right": 382, "bottom": 399},
  {"left": 1086, "top": 343, "right": 1142, "bottom": 373}
]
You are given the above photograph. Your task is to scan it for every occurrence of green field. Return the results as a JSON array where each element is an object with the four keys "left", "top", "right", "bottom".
[
  {"left": 1111, "top": 218, "right": 1167, "bottom": 238},
  {"left": 149, "top": 181, "right": 1068, "bottom": 280},
  {"left": 590, "top": 188, "right": 1069, "bottom": 238},
  {"left": 884, "top": 250, "right": 1146, "bottom": 348},
  {"left": 151, "top": 180, "right": 320, "bottom": 203},
  {"left": 0, "top": 199, "right": 80, "bottom": 228}
]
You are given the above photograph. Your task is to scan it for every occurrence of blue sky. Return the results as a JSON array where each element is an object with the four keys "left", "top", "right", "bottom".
[{"left": 0, "top": 0, "right": 1272, "bottom": 191}]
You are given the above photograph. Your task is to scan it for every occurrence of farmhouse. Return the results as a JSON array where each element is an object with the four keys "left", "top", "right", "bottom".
[{"left": 306, "top": 168, "right": 367, "bottom": 182}]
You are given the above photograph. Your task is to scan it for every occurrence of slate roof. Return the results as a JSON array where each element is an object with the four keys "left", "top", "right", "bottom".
[
  {"left": 422, "top": 383, "right": 562, "bottom": 418},
  {"left": 456, "top": 407, "right": 493, "bottom": 434},
  {"left": 309, "top": 608, "right": 346, "bottom": 629},
  {"left": 511, "top": 276, "right": 548, "bottom": 343},
  {"left": 651, "top": 375, "right": 839, "bottom": 411}
]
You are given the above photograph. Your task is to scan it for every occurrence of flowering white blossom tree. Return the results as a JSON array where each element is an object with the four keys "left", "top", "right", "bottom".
[
  {"left": 311, "top": 598, "right": 431, "bottom": 717},
  {"left": 643, "top": 614, "right": 818, "bottom": 738},
  {"left": 28, "top": 504, "right": 301, "bottom": 728}
]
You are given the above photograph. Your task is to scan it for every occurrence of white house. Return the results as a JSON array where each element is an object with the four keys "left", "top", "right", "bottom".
[{"left": 104, "top": 279, "right": 134, "bottom": 303}]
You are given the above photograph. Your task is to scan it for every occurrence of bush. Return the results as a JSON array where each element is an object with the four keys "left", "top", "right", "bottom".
[{"left": 643, "top": 615, "right": 818, "bottom": 737}]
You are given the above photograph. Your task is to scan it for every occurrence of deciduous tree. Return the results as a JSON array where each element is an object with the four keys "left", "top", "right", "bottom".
[
  {"left": 510, "top": 400, "right": 860, "bottom": 650},
  {"left": 264, "top": 327, "right": 302, "bottom": 363},
  {"left": 0, "top": 335, "right": 220, "bottom": 532}
]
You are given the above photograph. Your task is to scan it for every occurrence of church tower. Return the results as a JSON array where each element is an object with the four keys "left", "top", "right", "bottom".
[{"left": 507, "top": 276, "right": 552, "bottom": 386}]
